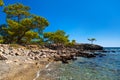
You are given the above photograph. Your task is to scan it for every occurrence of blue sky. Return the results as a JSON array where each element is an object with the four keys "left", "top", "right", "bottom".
[{"left": 0, "top": 0, "right": 120, "bottom": 47}]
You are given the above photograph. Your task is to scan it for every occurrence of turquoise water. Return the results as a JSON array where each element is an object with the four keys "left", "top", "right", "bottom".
[
  {"left": 57, "top": 48, "right": 120, "bottom": 80},
  {"left": 37, "top": 48, "right": 120, "bottom": 80}
]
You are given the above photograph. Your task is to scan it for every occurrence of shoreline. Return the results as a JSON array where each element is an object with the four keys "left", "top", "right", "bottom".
[{"left": 0, "top": 44, "right": 104, "bottom": 80}]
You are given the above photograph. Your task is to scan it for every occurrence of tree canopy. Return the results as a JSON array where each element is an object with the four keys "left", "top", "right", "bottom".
[
  {"left": 44, "top": 30, "right": 69, "bottom": 45},
  {"left": 0, "top": 0, "right": 4, "bottom": 6},
  {"left": 0, "top": 3, "right": 49, "bottom": 44},
  {"left": 88, "top": 38, "right": 96, "bottom": 44},
  {"left": 0, "top": 2, "right": 76, "bottom": 46}
]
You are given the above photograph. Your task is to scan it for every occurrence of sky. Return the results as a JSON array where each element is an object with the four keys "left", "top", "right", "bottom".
[{"left": 0, "top": 0, "right": 120, "bottom": 47}]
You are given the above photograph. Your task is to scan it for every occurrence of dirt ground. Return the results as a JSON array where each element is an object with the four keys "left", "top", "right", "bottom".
[{"left": 0, "top": 55, "right": 49, "bottom": 80}]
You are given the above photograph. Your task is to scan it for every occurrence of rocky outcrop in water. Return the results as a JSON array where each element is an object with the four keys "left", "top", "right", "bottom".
[
  {"left": 71, "top": 44, "right": 103, "bottom": 50},
  {"left": 44, "top": 44, "right": 104, "bottom": 63}
]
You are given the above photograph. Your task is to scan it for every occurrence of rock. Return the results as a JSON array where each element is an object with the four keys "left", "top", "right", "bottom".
[
  {"left": 42, "top": 55, "right": 47, "bottom": 58},
  {"left": 53, "top": 53, "right": 76, "bottom": 63},
  {"left": 100, "top": 50, "right": 108, "bottom": 53},
  {"left": 111, "top": 50, "right": 116, "bottom": 53},
  {"left": 33, "top": 56, "right": 39, "bottom": 60},
  {"left": 31, "top": 50, "right": 40, "bottom": 54},
  {"left": 26, "top": 45, "right": 41, "bottom": 49},
  {"left": 4, "top": 49, "right": 10, "bottom": 55},
  {"left": 0, "top": 44, "right": 105, "bottom": 64},
  {"left": 98, "top": 54, "right": 106, "bottom": 57},
  {"left": 15, "top": 52, "right": 21, "bottom": 56},
  {"left": 0, "top": 54, "right": 7, "bottom": 60},
  {"left": 76, "top": 51, "right": 96, "bottom": 58},
  {"left": 14, "top": 59, "right": 19, "bottom": 62},
  {"left": 53, "top": 54, "right": 62, "bottom": 61},
  {"left": 0, "top": 48, "right": 4, "bottom": 52}
]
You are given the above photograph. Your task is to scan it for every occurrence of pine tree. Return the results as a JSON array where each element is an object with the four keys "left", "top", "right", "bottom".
[
  {"left": 0, "top": 3, "right": 49, "bottom": 44},
  {"left": 44, "top": 30, "right": 69, "bottom": 46}
]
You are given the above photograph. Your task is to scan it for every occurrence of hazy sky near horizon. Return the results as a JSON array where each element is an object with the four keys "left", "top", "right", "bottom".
[{"left": 0, "top": 0, "right": 120, "bottom": 47}]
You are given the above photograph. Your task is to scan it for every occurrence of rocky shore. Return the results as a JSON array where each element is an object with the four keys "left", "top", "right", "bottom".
[
  {"left": 0, "top": 44, "right": 104, "bottom": 62},
  {"left": 0, "top": 44, "right": 105, "bottom": 80}
]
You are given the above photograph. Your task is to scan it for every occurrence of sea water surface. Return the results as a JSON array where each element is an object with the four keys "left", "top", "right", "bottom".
[{"left": 36, "top": 47, "right": 120, "bottom": 80}]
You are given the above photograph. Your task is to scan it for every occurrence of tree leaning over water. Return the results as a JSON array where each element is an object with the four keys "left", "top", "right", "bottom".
[{"left": 0, "top": 3, "right": 49, "bottom": 44}]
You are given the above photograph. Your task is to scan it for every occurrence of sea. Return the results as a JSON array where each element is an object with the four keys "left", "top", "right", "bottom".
[{"left": 35, "top": 47, "right": 120, "bottom": 80}]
